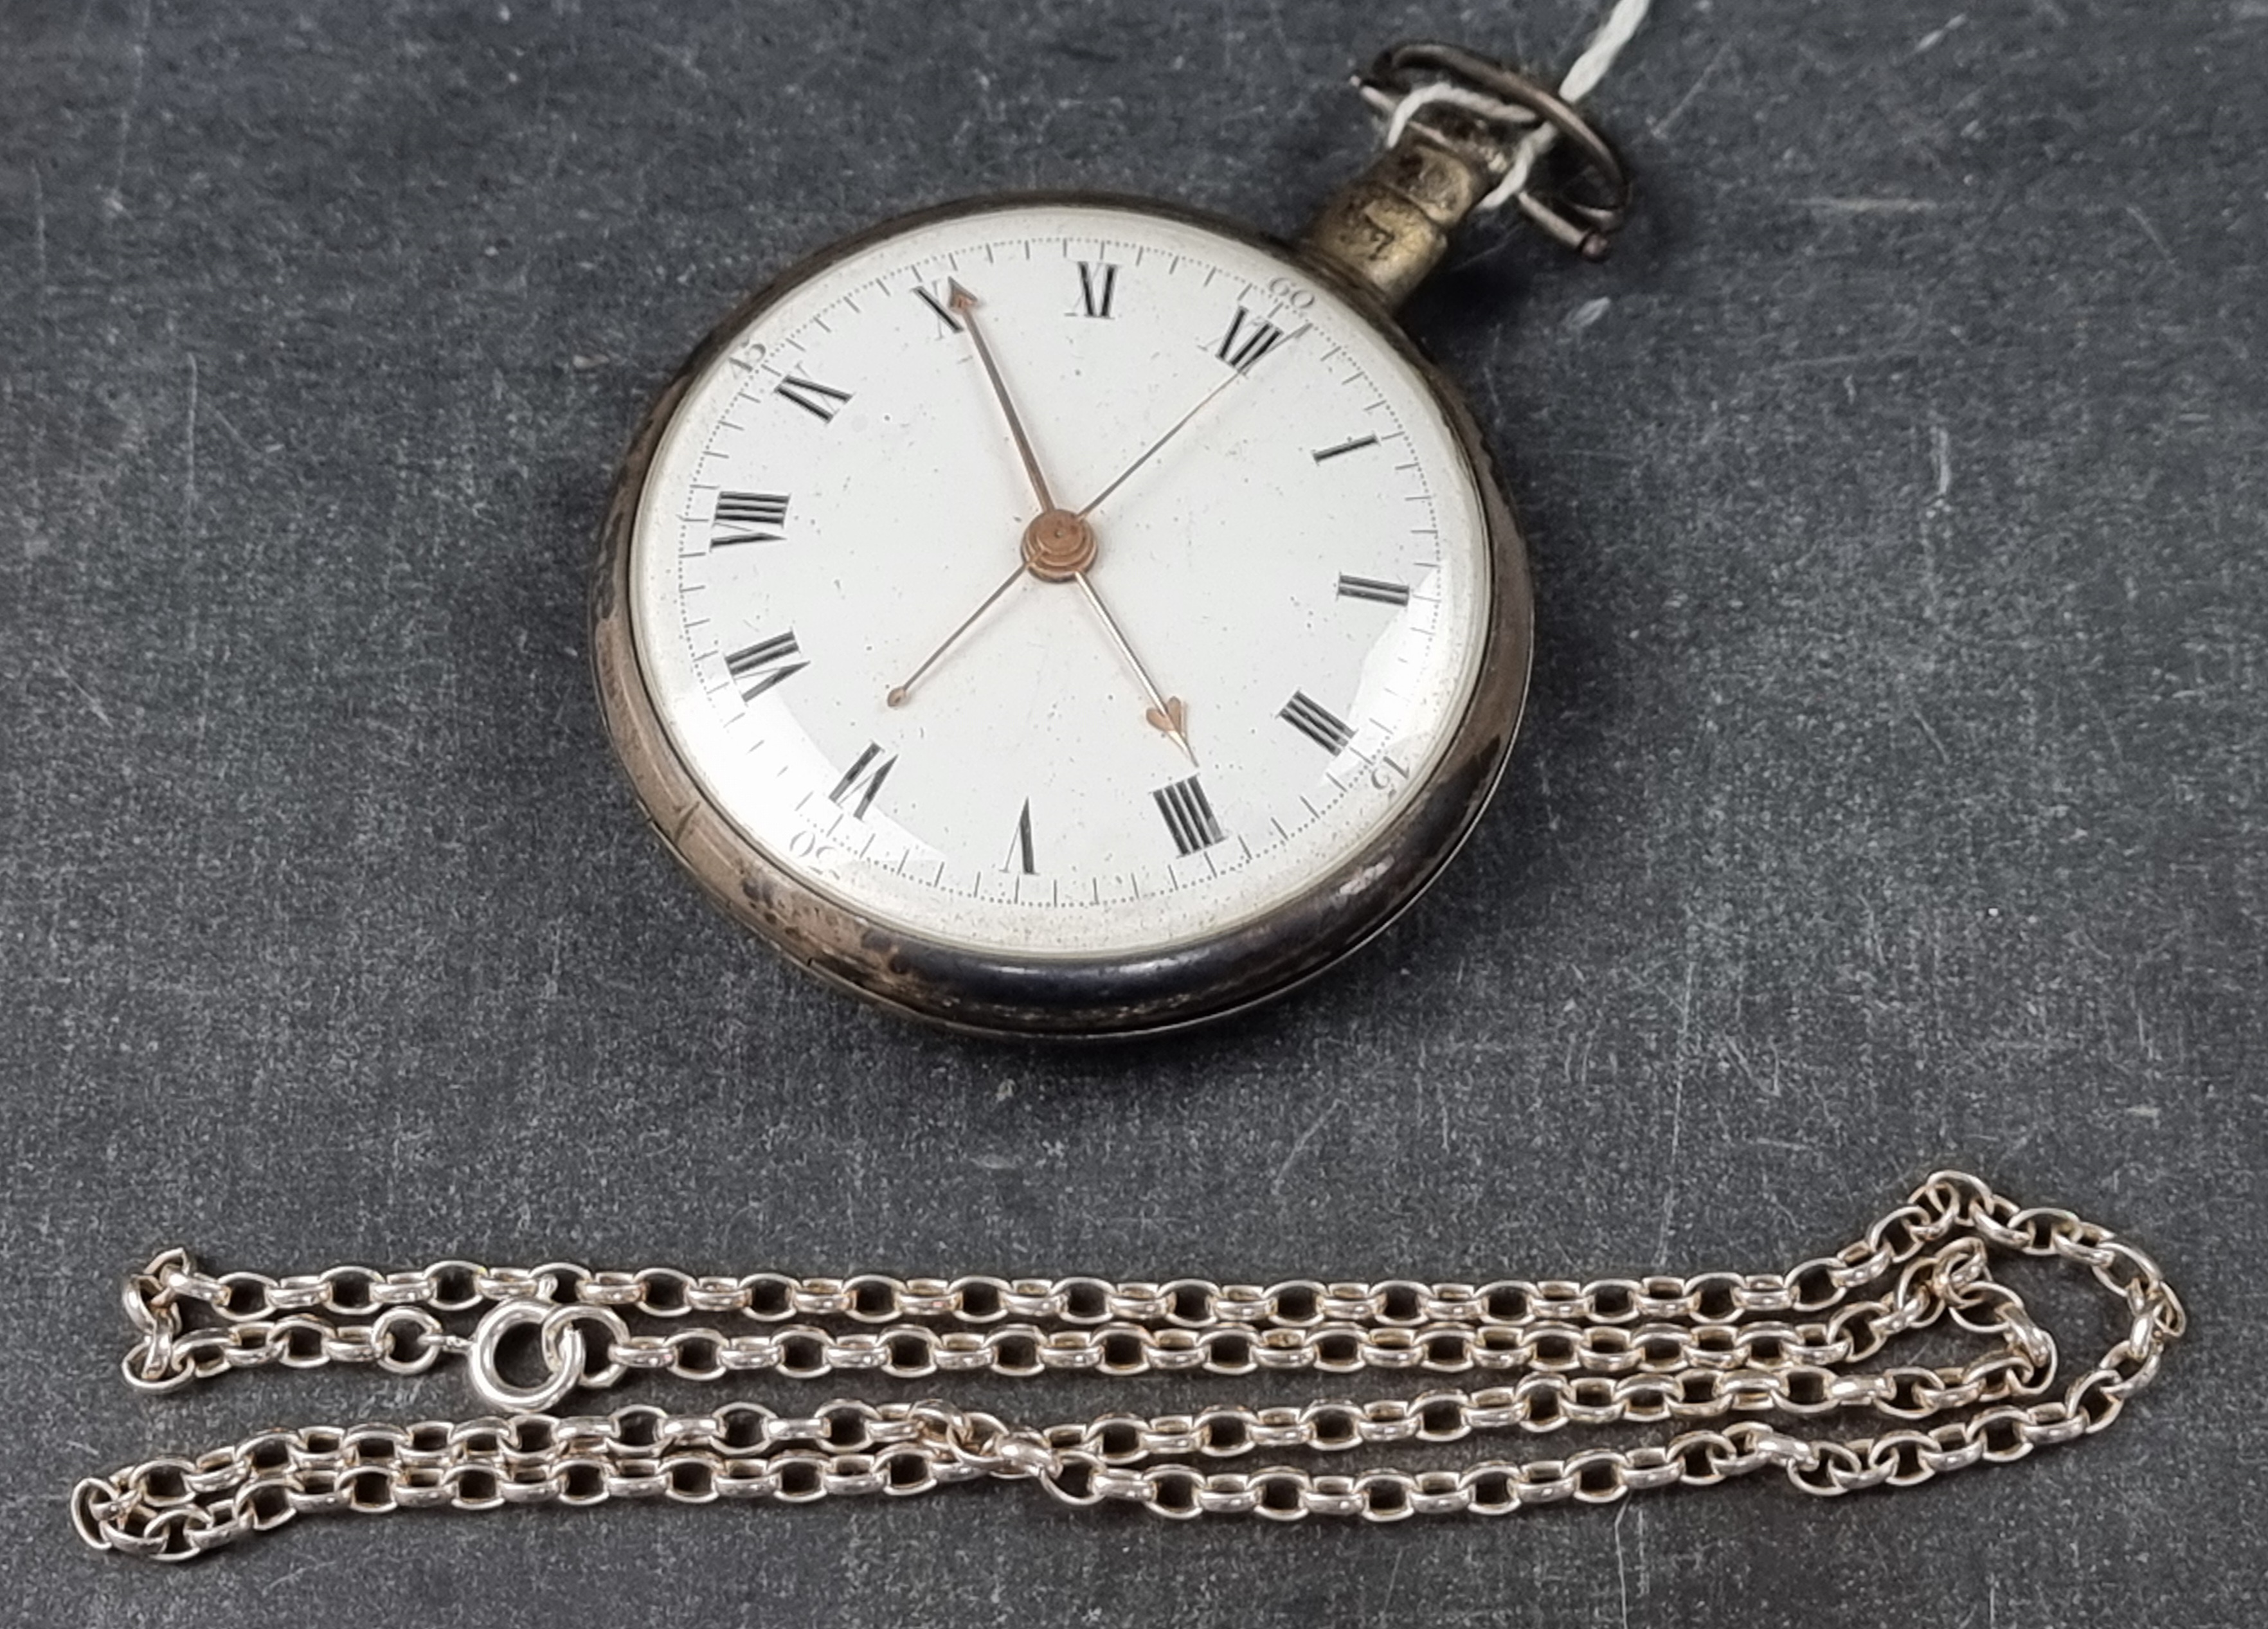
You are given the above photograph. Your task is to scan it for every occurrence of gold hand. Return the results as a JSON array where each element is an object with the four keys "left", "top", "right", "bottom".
[
  {"left": 1070, "top": 570, "right": 1194, "bottom": 763},
  {"left": 950, "top": 280, "right": 1055, "bottom": 512},
  {"left": 885, "top": 562, "right": 1028, "bottom": 708}
]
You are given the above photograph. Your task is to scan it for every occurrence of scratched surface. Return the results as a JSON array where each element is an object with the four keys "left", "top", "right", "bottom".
[{"left": 2, "top": 0, "right": 2264, "bottom": 1623}]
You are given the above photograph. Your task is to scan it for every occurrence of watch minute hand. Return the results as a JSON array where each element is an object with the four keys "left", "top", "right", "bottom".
[{"left": 1070, "top": 570, "right": 1194, "bottom": 764}]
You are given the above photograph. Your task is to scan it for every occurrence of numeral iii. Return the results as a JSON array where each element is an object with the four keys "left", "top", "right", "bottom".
[
  {"left": 1336, "top": 573, "right": 1411, "bottom": 607},
  {"left": 1279, "top": 690, "right": 1354, "bottom": 755}
]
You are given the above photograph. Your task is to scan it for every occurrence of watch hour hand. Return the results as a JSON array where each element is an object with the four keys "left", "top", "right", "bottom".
[{"left": 950, "top": 280, "right": 1056, "bottom": 513}]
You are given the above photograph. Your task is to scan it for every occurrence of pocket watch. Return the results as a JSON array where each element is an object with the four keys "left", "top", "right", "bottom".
[{"left": 590, "top": 42, "right": 1633, "bottom": 1038}]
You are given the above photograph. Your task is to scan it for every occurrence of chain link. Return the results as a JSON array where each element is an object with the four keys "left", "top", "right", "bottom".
[{"left": 71, "top": 1171, "right": 2183, "bottom": 1559}]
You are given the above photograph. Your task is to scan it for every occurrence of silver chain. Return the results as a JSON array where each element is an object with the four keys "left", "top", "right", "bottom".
[{"left": 70, "top": 1171, "right": 2183, "bottom": 1560}]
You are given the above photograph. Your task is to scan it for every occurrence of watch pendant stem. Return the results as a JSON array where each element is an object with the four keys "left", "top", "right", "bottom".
[
  {"left": 1299, "top": 141, "right": 1491, "bottom": 309},
  {"left": 1306, "top": 41, "right": 1635, "bottom": 307}
]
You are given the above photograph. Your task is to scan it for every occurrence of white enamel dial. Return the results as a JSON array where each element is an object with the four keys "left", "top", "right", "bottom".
[{"left": 626, "top": 200, "right": 1495, "bottom": 959}]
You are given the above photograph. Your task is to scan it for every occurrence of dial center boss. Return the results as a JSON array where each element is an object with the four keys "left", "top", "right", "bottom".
[{"left": 1020, "top": 508, "right": 1098, "bottom": 581}]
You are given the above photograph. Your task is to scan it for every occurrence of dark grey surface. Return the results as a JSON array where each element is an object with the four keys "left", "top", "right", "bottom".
[{"left": 3, "top": 0, "right": 2264, "bottom": 1623}]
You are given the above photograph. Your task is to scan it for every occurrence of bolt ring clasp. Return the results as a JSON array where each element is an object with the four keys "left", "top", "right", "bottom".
[
  {"left": 467, "top": 1298, "right": 630, "bottom": 1413},
  {"left": 1357, "top": 40, "right": 1632, "bottom": 258}
]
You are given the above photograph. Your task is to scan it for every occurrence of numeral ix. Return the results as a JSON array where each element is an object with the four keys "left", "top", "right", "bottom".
[{"left": 712, "top": 491, "right": 789, "bottom": 546}]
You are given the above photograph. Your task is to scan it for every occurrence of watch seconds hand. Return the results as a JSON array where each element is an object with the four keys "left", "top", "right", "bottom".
[
  {"left": 1074, "top": 325, "right": 1301, "bottom": 519},
  {"left": 885, "top": 561, "right": 1026, "bottom": 709},
  {"left": 1074, "top": 369, "right": 1242, "bottom": 519}
]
